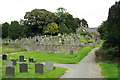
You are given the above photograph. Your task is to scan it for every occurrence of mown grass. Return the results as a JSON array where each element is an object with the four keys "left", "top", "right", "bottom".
[
  {"left": 1, "top": 45, "right": 94, "bottom": 78},
  {"left": 3, "top": 46, "right": 94, "bottom": 64},
  {"left": 1, "top": 60, "right": 67, "bottom": 79},
  {"left": 100, "top": 61, "right": 119, "bottom": 79},
  {"left": 1, "top": 44, "right": 26, "bottom": 55}
]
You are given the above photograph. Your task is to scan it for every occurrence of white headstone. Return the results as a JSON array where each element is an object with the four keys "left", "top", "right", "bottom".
[
  {"left": 45, "top": 62, "right": 54, "bottom": 70},
  {"left": 6, "top": 61, "right": 13, "bottom": 67}
]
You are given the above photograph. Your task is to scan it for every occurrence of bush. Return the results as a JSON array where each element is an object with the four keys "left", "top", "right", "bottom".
[{"left": 95, "top": 47, "right": 119, "bottom": 62}]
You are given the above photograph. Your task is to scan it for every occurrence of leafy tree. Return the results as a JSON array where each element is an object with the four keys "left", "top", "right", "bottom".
[
  {"left": 97, "top": 1, "right": 120, "bottom": 61},
  {"left": 106, "top": 1, "right": 120, "bottom": 48},
  {"left": 81, "top": 19, "right": 88, "bottom": 28},
  {"left": 24, "top": 9, "right": 55, "bottom": 35},
  {"left": 97, "top": 20, "right": 108, "bottom": 39},
  {"left": 44, "top": 22, "right": 59, "bottom": 36},
  {"left": 8, "top": 21, "right": 21, "bottom": 40},
  {"left": 59, "top": 22, "right": 70, "bottom": 34},
  {"left": 2, "top": 22, "right": 10, "bottom": 38}
]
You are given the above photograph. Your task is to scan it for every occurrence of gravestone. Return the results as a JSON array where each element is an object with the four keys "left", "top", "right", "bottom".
[
  {"left": 70, "top": 50, "right": 74, "bottom": 54},
  {"left": 45, "top": 62, "right": 54, "bottom": 70},
  {"left": 92, "top": 42, "right": 96, "bottom": 46},
  {"left": 35, "top": 63, "right": 44, "bottom": 74},
  {"left": 29, "top": 58, "right": 34, "bottom": 63},
  {"left": 11, "top": 60, "right": 17, "bottom": 66},
  {"left": 6, "top": 67, "right": 15, "bottom": 77},
  {"left": 19, "top": 56, "right": 25, "bottom": 62},
  {"left": 6, "top": 61, "right": 13, "bottom": 67},
  {"left": 2, "top": 54, "right": 7, "bottom": 60},
  {"left": 20, "top": 63, "right": 28, "bottom": 72}
]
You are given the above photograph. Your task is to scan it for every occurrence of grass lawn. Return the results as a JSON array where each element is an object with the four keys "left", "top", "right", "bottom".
[
  {"left": 1, "top": 44, "right": 26, "bottom": 55},
  {"left": 100, "top": 61, "right": 119, "bottom": 79},
  {"left": 2, "top": 60, "right": 67, "bottom": 79},
  {"left": 3, "top": 46, "right": 94, "bottom": 64},
  {"left": 1, "top": 45, "right": 94, "bottom": 78}
]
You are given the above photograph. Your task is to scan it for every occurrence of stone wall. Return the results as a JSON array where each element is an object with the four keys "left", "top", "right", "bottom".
[{"left": 19, "top": 44, "right": 82, "bottom": 53}]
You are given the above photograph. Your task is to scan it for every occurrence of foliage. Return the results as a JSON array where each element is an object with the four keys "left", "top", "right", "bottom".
[
  {"left": 100, "top": 61, "right": 118, "bottom": 78},
  {"left": 81, "top": 19, "right": 88, "bottom": 28},
  {"left": 59, "top": 22, "right": 71, "bottom": 34},
  {"left": 97, "top": 1, "right": 120, "bottom": 61},
  {"left": 97, "top": 20, "right": 108, "bottom": 39},
  {"left": 8, "top": 21, "right": 22, "bottom": 40},
  {"left": 24, "top": 9, "right": 55, "bottom": 35},
  {"left": 2, "top": 22, "right": 9, "bottom": 38},
  {"left": 55, "top": 7, "right": 88, "bottom": 33},
  {"left": 44, "top": 22, "right": 59, "bottom": 35}
]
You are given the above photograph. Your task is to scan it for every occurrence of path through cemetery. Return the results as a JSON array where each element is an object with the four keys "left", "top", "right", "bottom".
[{"left": 55, "top": 48, "right": 103, "bottom": 78}]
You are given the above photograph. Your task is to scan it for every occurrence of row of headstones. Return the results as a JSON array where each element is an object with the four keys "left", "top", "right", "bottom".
[
  {"left": 2, "top": 34, "right": 82, "bottom": 45},
  {"left": 6, "top": 61, "right": 54, "bottom": 77},
  {"left": 2, "top": 55, "right": 36, "bottom": 62},
  {"left": 2, "top": 49, "right": 74, "bottom": 61}
]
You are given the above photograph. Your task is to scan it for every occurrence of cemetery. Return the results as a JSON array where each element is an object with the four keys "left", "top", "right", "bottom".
[
  {"left": 1, "top": 32, "right": 101, "bottom": 78},
  {"left": 0, "top": 1, "right": 119, "bottom": 79}
]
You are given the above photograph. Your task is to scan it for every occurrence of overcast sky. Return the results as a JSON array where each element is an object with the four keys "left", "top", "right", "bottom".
[{"left": 0, "top": 0, "right": 119, "bottom": 27}]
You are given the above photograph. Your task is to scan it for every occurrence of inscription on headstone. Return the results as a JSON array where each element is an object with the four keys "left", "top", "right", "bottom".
[
  {"left": 6, "top": 67, "right": 15, "bottom": 77},
  {"left": 20, "top": 63, "right": 28, "bottom": 72},
  {"left": 35, "top": 63, "right": 44, "bottom": 74}
]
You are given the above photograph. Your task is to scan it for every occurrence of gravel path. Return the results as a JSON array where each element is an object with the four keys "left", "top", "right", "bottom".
[{"left": 55, "top": 48, "right": 103, "bottom": 78}]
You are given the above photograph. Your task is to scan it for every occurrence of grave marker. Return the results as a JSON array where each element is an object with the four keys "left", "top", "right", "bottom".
[
  {"left": 11, "top": 60, "right": 17, "bottom": 66},
  {"left": 6, "top": 67, "right": 15, "bottom": 77},
  {"left": 20, "top": 63, "right": 28, "bottom": 72},
  {"left": 29, "top": 58, "right": 34, "bottom": 63},
  {"left": 45, "top": 62, "right": 54, "bottom": 70},
  {"left": 6, "top": 61, "right": 13, "bottom": 67},
  {"left": 2, "top": 54, "right": 7, "bottom": 60},
  {"left": 70, "top": 50, "right": 74, "bottom": 54},
  {"left": 19, "top": 56, "right": 25, "bottom": 62},
  {"left": 35, "top": 63, "right": 44, "bottom": 74}
]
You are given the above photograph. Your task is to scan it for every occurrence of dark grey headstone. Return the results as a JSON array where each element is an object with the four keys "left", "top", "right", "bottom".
[
  {"left": 29, "top": 58, "right": 34, "bottom": 63},
  {"left": 2, "top": 54, "right": 7, "bottom": 60},
  {"left": 19, "top": 56, "right": 25, "bottom": 62},
  {"left": 6, "top": 67, "right": 15, "bottom": 77},
  {"left": 6, "top": 61, "right": 13, "bottom": 67},
  {"left": 70, "top": 50, "right": 74, "bottom": 54},
  {"left": 35, "top": 63, "right": 44, "bottom": 74},
  {"left": 11, "top": 60, "right": 17, "bottom": 66},
  {"left": 20, "top": 63, "right": 28, "bottom": 72},
  {"left": 46, "top": 62, "right": 54, "bottom": 70}
]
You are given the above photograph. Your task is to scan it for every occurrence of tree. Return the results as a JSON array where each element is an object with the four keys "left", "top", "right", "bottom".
[
  {"left": 97, "top": 1, "right": 120, "bottom": 61},
  {"left": 2, "top": 22, "right": 9, "bottom": 38},
  {"left": 59, "top": 22, "right": 70, "bottom": 34},
  {"left": 8, "top": 21, "right": 21, "bottom": 40},
  {"left": 97, "top": 20, "right": 108, "bottom": 39},
  {"left": 81, "top": 19, "right": 88, "bottom": 28},
  {"left": 44, "top": 22, "right": 59, "bottom": 36},
  {"left": 106, "top": 1, "right": 120, "bottom": 48},
  {"left": 24, "top": 9, "right": 55, "bottom": 35}
]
